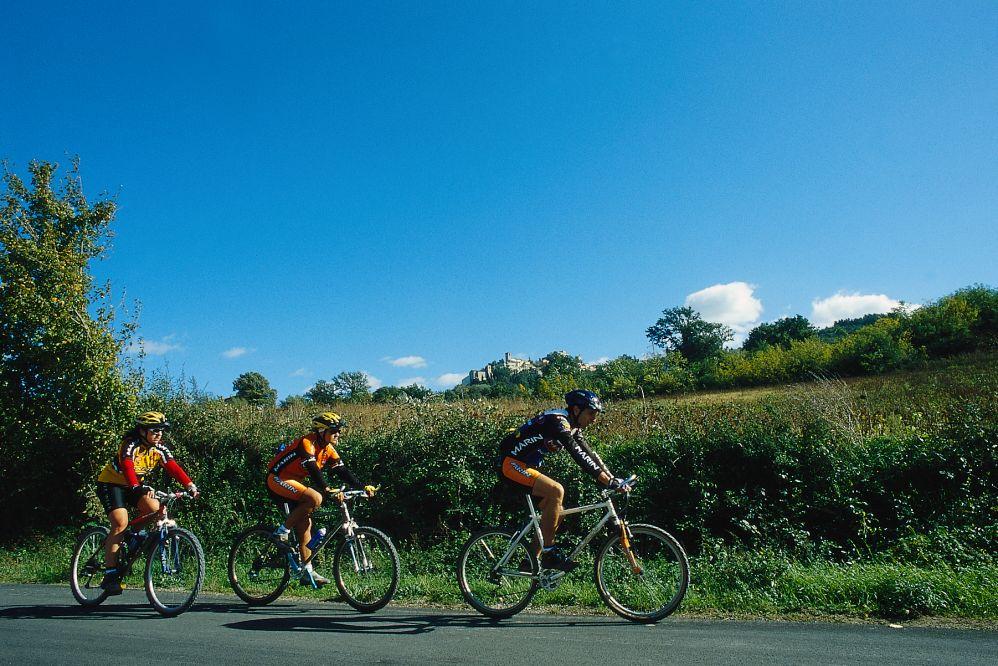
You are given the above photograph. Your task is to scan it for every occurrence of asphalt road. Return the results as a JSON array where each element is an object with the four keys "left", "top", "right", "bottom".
[{"left": 0, "top": 584, "right": 994, "bottom": 665}]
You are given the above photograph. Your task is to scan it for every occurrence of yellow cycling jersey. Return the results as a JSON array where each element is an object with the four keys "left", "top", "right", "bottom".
[{"left": 97, "top": 438, "right": 176, "bottom": 486}]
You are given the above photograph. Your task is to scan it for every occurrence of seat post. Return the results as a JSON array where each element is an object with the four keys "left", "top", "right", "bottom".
[{"left": 524, "top": 494, "right": 539, "bottom": 523}]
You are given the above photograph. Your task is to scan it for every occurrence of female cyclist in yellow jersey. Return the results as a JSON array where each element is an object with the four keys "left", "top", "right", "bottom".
[{"left": 95, "top": 411, "right": 199, "bottom": 594}]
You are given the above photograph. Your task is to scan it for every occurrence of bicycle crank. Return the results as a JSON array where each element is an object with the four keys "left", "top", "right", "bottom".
[{"left": 538, "top": 569, "right": 565, "bottom": 591}]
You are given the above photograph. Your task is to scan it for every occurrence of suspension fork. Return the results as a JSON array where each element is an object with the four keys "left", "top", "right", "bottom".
[{"left": 609, "top": 503, "right": 642, "bottom": 575}]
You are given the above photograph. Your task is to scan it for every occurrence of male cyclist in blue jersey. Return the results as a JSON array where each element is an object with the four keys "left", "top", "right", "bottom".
[{"left": 497, "top": 389, "right": 630, "bottom": 571}]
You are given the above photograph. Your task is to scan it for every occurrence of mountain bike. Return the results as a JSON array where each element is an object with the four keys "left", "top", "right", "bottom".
[
  {"left": 456, "top": 475, "right": 689, "bottom": 623},
  {"left": 228, "top": 488, "right": 400, "bottom": 612},
  {"left": 70, "top": 490, "right": 205, "bottom": 617}
]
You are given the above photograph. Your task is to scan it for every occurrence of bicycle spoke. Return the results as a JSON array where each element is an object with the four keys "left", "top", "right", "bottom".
[
  {"left": 70, "top": 527, "right": 110, "bottom": 607},
  {"left": 595, "top": 524, "right": 689, "bottom": 623},
  {"left": 457, "top": 528, "right": 538, "bottom": 618},
  {"left": 333, "top": 527, "right": 400, "bottom": 612},
  {"left": 145, "top": 527, "right": 205, "bottom": 617},
  {"left": 228, "top": 527, "right": 291, "bottom": 605}
]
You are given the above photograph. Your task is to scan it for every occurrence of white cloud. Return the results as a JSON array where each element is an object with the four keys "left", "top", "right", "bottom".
[
  {"left": 686, "top": 282, "right": 763, "bottom": 326},
  {"left": 290, "top": 368, "right": 309, "bottom": 377},
  {"left": 363, "top": 372, "right": 383, "bottom": 390},
  {"left": 810, "top": 292, "right": 902, "bottom": 328},
  {"left": 685, "top": 282, "right": 763, "bottom": 338},
  {"left": 383, "top": 355, "right": 428, "bottom": 368},
  {"left": 588, "top": 357, "right": 611, "bottom": 366},
  {"left": 126, "top": 335, "right": 182, "bottom": 356},
  {"left": 222, "top": 347, "right": 253, "bottom": 359},
  {"left": 436, "top": 372, "right": 466, "bottom": 388},
  {"left": 397, "top": 376, "right": 428, "bottom": 387}
]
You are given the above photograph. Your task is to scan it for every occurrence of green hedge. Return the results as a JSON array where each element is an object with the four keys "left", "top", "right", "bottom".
[{"left": 108, "top": 359, "right": 997, "bottom": 569}]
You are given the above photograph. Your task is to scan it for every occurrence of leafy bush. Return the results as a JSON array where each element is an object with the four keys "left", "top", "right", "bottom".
[
  {"left": 831, "top": 317, "right": 914, "bottom": 375},
  {"left": 906, "top": 294, "right": 981, "bottom": 356}
]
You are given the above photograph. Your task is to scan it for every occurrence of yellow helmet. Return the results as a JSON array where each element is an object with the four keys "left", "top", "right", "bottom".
[
  {"left": 312, "top": 412, "right": 346, "bottom": 433},
  {"left": 135, "top": 411, "right": 171, "bottom": 429}
]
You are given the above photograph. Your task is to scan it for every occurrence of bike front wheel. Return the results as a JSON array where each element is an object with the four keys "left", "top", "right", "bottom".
[
  {"left": 456, "top": 527, "right": 538, "bottom": 619},
  {"left": 228, "top": 525, "right": 292, "bottom": 606},
  {"left": 594, "top": 523, "right": 689, "bottom": 623},
  {"left": 70, "top": 526, "right": 110, "bottom": 607},
  {"left": 332, "top": 526, "right": 400, "bottom": 612},
  {"left": 144, "top": 527, "right": 205, "bottom": 617}
]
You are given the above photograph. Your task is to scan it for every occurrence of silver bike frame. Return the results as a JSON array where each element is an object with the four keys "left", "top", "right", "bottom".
[
  {"left": 493, "top": 491, "right": 623, "bottom": 579},
  {"left": 299, "top": 490, "right": 370, "bottom": 575}
]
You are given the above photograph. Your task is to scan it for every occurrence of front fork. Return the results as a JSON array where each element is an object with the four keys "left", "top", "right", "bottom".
[{"left": 618, "top": 521, "right": 643, "bottom": 574}]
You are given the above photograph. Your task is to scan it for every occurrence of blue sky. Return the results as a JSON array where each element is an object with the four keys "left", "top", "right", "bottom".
[{"left": 3, "top": 2, "right": 996, "bottom": 398}]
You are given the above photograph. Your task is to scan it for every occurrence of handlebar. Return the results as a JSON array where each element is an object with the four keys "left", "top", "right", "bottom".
[
  {"left": 333, "top": 485, "right": 381, "bottom": 500},
  {"left": 601, "top": 474, "right": 639, "bottom": 497},
  {"left": 154, "top": 490, "right": 195, "bottom": 501}
]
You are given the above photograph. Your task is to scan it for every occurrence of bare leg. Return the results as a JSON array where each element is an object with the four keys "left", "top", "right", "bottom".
[
  {"left": 531, "top": 474, "right": 565, "bottom": 552},
  {"left": 285, "top": 487, "right": 322, "bottom": 562},
  {"left": 103, "top": 508, "right": 129, "bottom": 568}
]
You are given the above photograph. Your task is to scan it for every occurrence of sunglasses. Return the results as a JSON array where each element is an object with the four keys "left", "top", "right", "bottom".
[{"left": 147, "top": 427, "right": 166, "bottom": 433}]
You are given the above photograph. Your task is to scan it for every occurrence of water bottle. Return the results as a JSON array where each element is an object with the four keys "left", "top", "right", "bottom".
[
  {"left": 306, "top": 528, "right": 327, "bottom": 550},
  {"left": 125, "top": 528, "right": 147, "bottom": 552}
]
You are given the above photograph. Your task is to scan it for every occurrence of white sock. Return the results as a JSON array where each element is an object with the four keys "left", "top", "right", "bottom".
[{"left": 305, "top": 562, "right": 314, "bottom": 573}]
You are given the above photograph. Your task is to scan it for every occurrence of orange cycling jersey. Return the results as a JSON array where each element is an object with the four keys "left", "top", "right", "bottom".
[{"left": 268, "top": 433, "right": 343, "bottom": 482}]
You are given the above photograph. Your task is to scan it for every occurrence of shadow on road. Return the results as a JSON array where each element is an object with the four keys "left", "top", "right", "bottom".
[
  {"left": 222, "top": 611, "right": 627, "bottom": 635},
  {"left": 0, "top": 597, "right": 630, "bottom": 632},
  {"left": 0, "top": 602, "right": 164, "bottom": 620},
  {"left": 0, "top": 598, "right": 327, "bottom": 621}
]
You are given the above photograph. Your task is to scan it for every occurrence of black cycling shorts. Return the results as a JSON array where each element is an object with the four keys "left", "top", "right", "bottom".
[{"left": 96, "top": 482, "right": 137, "bottom": 513}]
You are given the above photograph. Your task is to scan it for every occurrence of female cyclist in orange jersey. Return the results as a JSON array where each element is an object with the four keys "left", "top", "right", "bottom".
[{"left": 266, "top": 412, "right": 375, "bottom": 586}]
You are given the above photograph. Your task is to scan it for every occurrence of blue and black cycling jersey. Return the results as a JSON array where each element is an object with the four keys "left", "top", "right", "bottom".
[{"left": 497, "top": 409, "right": 610, "bottom": 481}]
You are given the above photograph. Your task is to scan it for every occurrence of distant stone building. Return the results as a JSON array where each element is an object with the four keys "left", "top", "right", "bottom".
[{"left": 461, "top": 352, "right": 538, "bottom": 386}]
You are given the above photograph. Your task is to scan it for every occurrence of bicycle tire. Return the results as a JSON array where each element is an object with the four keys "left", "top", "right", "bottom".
[
  {"left": 332, "top": 526, "right": 400, "bottom": 612},
  {"left": 70, "top": 526, "right": 111, "bottom": 607},
  {"left": 144, "top": 526, "right": 205, "bottom": 617},
  {"left": 594, "top": 523, "right": 689, "bottom": 623},
  {"left": 456, "top": 527, "right": 538, "bottom": 619},
  {"left": 228, "top": 525, "right": 292, "bottom": 605}
]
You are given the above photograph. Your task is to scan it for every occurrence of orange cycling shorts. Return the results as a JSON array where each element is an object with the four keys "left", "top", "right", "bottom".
[
  {"left": 501, "top": 456, "right": 540, "bottom": 489},
  {"left": 267, "top": 473, "right": 308, "bottom": 501}
]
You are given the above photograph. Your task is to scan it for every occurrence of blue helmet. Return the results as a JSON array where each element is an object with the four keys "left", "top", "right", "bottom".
[{"left": 565, "top": 389, "right": 604, "bottom": 412}]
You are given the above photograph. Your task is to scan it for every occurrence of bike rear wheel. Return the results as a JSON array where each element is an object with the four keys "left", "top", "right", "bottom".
[
  {"left": 456, "top": 527, "right": 538, "bottom": 619},
  {"left": 594, "top": 523, "right": 689, "bottom": 623},
  {"left": 144, "top": 527, "right": 205, "bottom": 617},
  {"left": 70, "top": 526, "right": 110, "bottom": 607},
  {"left": 228, "top": 525, "right": 291, "bottom": 605},
  {"left": 332, "top": 526, "right": 400, "bottom": 612}
]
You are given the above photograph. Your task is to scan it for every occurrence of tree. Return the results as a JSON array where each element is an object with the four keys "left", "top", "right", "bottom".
[
  {"left": 372, "top": 384, "right": 434, "bottom": 403},
  {"left": 278, "top": 394, "right": 311, "bottom": 409},
  {"left": 1, "top": 159, "right": 140, "bottom": 535},
  {"left": 645, "top": 306, "right": 733, "bottom": 363},
  {"left": 307, "top": 371, "right": 372, "bottom": 403},
  {"left": 539, "top": 351, "right": 584, "bottom": 378},
  {"left": 743, "top": 315, "right": 817, "bottom": 352},
  {"left": 232, "top": 371, "right": 277, "bottom": 406},
  {"left": 305, "top": 379, "right": 337, "bottom": 404},
  {"left": 332, "top": 371, "right": 372, "bottom": 403}
]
